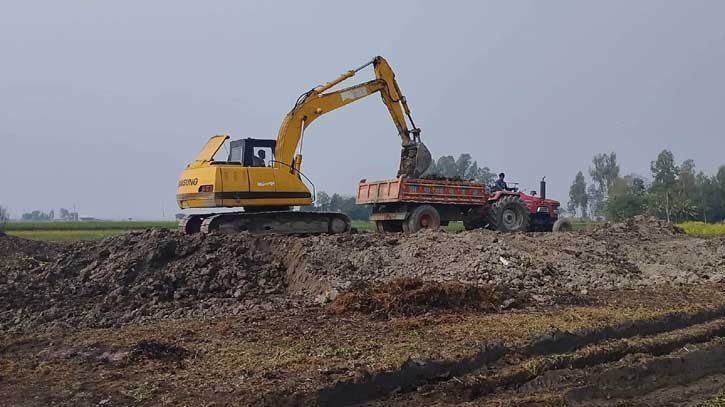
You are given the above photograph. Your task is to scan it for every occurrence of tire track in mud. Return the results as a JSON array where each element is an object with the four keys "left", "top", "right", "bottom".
[
  {"left": 309, "top": 306, "right": 725, "bottom": 406},
  {"left": 448, "top": 318, "right": 725, "bottom": 403},
  {"left": 522, "top": 304, "right": 725, "bottom": 356},
  {"left": 564, "top": 340, "right": 725, "bottom": 405}
]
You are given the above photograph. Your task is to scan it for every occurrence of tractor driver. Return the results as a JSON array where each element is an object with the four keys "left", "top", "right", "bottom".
[
  {"left": 252, "top": 150, "right": 266, "bottom": 167},
  {"left": 495, "top": 173, "right": 511, "bottom": 191}
]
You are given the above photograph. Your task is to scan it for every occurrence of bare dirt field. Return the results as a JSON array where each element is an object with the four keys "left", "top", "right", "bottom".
[{"left": 1, "top": 216, "right": 724, "bottom": 406}]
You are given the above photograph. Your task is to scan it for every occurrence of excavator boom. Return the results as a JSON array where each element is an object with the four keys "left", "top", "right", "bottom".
[{"left": 275, "top": 56, "right": 431, "bottom": 178}]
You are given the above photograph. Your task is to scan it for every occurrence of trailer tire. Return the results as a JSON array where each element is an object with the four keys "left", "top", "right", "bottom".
[
  {"left": 552, "top": 218, "right": 573, "bottom": 232},
  {"left": 488, "top": 195, "right": 530, "bottom": 233},
  {"left": 404, "top": 205, "right": 440, "bottom": 233}
]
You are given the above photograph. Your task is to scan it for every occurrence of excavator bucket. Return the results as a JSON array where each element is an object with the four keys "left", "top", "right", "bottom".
[
  {"left": 398, "top": 142, "right": 432, "bottom": 178},
  {"left": 414, "top": 142, "right": 432, "bottom": 176}
]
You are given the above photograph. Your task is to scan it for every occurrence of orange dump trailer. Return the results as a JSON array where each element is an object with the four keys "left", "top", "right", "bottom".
[{"left": 356, "top": 177, "right": 493, "bottom": 232}]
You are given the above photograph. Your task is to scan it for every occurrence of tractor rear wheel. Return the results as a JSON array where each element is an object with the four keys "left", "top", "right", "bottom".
[
  {"left": 488, "top": 195, "right": 530, "bottom": 233},
  {"left": 403, "top": 205, "right": 440, "bottom": 233}
]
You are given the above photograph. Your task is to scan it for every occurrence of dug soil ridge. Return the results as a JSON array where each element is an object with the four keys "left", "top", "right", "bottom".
[{"left": 308, "top": 306, "right": 725, "bottom": 406}]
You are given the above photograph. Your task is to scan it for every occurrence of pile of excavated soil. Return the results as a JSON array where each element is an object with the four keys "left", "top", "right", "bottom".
[
  {"left": 591, "top": 215, "right": 684, "bottom": 239},
  {"left": 291, "top": 222, "right": 723, "bottom": 302},
  {"left": 0, "top": 234, "right": 59, "bottom": 270},
  {"left": 0, "top": 230, "right": 292, "bottom": 332},
  {"left": 1, "top": 216, "right": 723, "bottom": 332},
  {"left": 327, "top": 278, "right": 523, "bottom": 318}
]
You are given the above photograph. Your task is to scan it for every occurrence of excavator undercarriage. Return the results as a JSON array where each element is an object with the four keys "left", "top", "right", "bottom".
[{"left": 179, "top": 211, "right": 350, "bottom": 235}]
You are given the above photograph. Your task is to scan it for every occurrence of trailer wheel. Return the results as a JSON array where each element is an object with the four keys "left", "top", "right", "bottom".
[
  {"left": 552, "top": 218, "right": 572, "bottom": 232},
  {"left": 404, "top": 205, "right": 440, "bottom": 233},
  {"left": 488, "top": 195, "right": 530, "bottom": 233},
  {"left": 375, "top": 220, "right": 404, "bottom": 233}
]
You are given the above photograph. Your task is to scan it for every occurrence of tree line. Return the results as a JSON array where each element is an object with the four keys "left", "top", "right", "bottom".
[
  {"left": 423, "top": 153, "right": 496, "bottom": 185},
  {"left": 0, "top": 207, "right": 81, "bottom": 222},
  {"left": 568, "top": 150, "right": 725, "bottom": 222},
  {"left": 300, "top": 191, "right": 372, "bottom": 220},
  {"left": 19, "top": 208, "right": 80, "bottom": 221}
]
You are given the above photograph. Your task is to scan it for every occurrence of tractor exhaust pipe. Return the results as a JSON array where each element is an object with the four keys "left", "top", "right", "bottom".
[{"left": 540, "top": 177, "right": 546, "bottom": 200}]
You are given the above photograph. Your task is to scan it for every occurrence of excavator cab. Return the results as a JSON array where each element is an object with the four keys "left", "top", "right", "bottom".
[{"left": 228, "top": 138, "right": 276, "bottom": 167}]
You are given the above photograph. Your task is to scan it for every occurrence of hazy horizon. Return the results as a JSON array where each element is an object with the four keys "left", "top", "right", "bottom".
[{"left": 2, "top": 1, "right": 724, "bottom": 219}]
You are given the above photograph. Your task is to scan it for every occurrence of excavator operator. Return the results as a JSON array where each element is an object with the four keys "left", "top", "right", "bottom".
[{"left": 252, "top": 150, "right": 266, "bottom": 167}]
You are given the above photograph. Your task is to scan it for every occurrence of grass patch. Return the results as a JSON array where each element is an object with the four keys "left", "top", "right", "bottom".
[
  {"left": 4, "top": 221, "right": 178, "bottom": 231},
  {"left": 7, "top": 230, "right": 128, "bottom": 241},
  {"left": 4, "top": 221, "right": 178, "bottom": 241},
  {"left": 703, "top": 395, "right": 725, "bottom": 407},
  {"left": 678, "top": 222, "right": 725, "bottom": 236}
]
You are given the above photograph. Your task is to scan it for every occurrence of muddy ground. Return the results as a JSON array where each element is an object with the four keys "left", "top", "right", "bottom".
[{"left": 1, "top": 216, "right": 724, "bottom": 406}]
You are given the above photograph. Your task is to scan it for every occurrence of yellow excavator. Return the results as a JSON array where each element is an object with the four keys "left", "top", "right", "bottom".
[{"left": 176, "top": 56, "right": 431, "bottom": 235}]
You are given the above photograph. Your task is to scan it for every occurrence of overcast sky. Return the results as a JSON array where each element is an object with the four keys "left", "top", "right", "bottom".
[{"left": 1, "top": 1, "right": 724, "bottom": 219}]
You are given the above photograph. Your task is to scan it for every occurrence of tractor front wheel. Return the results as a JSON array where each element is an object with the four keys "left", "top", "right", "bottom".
[
  {"left": 552, "top": 218, "right": 573, "bottom": 232},
  {"left": 488, "top": 195, "right": 530, "bottom": 233}
]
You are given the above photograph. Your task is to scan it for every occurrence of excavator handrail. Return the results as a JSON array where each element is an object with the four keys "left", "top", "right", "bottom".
[{"left": 269, "top": 159, "right": 317, "bottom": 204}]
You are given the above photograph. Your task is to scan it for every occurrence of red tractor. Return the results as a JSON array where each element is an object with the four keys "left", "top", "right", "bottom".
[{"left": 356, "top": 177, "right": 570, "bottom": 233}]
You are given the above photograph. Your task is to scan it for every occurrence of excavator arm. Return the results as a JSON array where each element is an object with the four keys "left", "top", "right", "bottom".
[{"left": 274, "top": 56, "right": 431, "bottom": 178}]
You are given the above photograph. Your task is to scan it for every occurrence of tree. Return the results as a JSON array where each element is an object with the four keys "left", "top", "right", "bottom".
[
  {"left": 435, "top": 156, "right": 457, "bottom": 178},
  {"left": 0, "top": 205, "right": 8, "bottom": 222},
  {"left": 678, "top": 159, "right": 697, "bottom": 196},
  {"left": 587, "top": 184, "right": 604, "bottom": 220},
  {"left": 717, "top": 166, "right": 725, "bottom": 192},
  {"left": 470, "top": 163, "right": 495, "bottom": 185},
  {"left": 650, "top": 150, "right": 678, "bottom": 192},
  {"left": 650, "top": 150, "right": 679, "bottom": 222},
  {"left": 315, "top": 191, "right": 331, "bottom": 212},
  {"left": 589, "top": 152, "right": 620, "bottom": 197},
  {"left": 604, "top": 174, "right": 647, "bottom": 221},
  {"left": 568, "top": 171, "right": 588, "bottom": 218},
  {"left": 605, "top": 193, "right": 647, "bottom": 221},
  {"left": 454, "top": 154, "right": 472, "bottom": 178},
  {"left": 329, "top": 193, "right": 345, "bottom": 212}
]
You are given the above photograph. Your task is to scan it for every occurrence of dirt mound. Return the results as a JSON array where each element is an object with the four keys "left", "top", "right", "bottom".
[
  {"left": 287, "top": 227, "right": 723, "bottom": 302},
  {"left": 1, "top": 222, "right": 722, "bottom": 333},
  {"left": 328, "top": 278, "right": 522, "bottom": 317},
  {"left": 0, "top": 229, "right": 291, "bottom": 332},
  {"left": 591, "top": 215, "right": 684, "bottom": 239},
  {"left": 0, "top": 233, "right": 59, "bottom": 269}
]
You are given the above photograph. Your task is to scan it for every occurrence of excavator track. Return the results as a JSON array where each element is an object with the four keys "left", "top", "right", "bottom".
[
  {"left": 180, "top": 211, "right": 351, "bottom": 235},
  {"left": 179, "top": 213, "right": 216, "bottom": 234}
]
